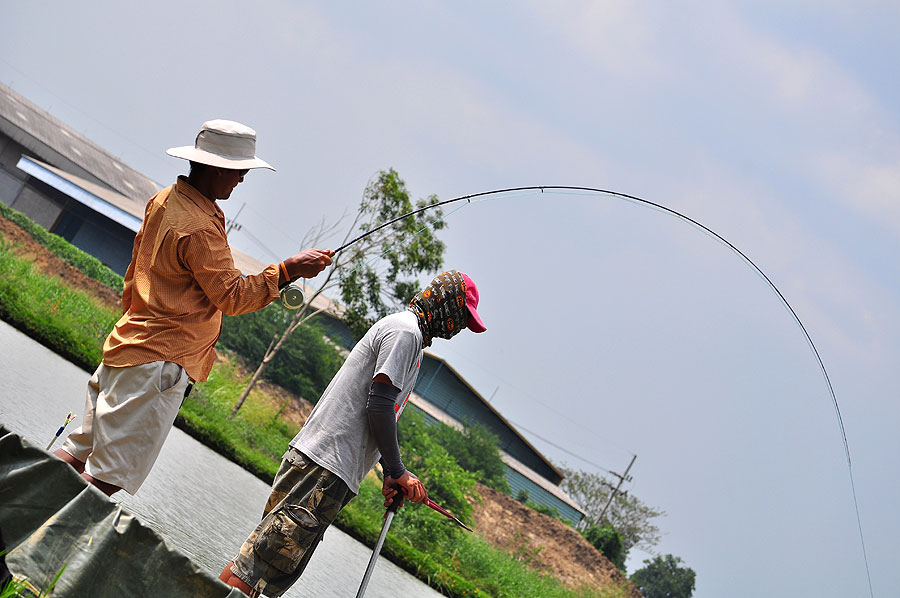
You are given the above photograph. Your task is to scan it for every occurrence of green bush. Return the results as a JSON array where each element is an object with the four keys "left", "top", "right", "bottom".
[
  {"left": 583, "top": 523, "right": 626, "bottom": 571},
  {"left": 337, "top": 478, "right": 482, "bottom": 598},
  {"left": 526, "top": 501, "right": 572, "bottom": 527},
  {"left": 218, "top": 305, "right": 344, "bottom": 402},
  {"left": 397, "top": 408, "right": 477, "bottom": 528},
  {"left": 428, "top": 418, "right": 511, "bottom": 494},
  {"left": 0, "top": 203, "right": 123, "bottom": 292},
  {"left": 339, "top": 476, "right": 626, "bottom": 598},
  {"left": 176, "top": 360, "right": 299, "bottom": 482}
]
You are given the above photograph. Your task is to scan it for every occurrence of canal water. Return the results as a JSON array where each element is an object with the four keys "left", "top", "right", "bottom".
[{"left": 0, "top": 320, "right": 444, "bottom": 597}]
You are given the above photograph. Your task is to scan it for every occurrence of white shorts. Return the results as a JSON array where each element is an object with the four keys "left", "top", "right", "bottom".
[{"left": 60, "top": 361, "right": 189, "bottom": 494}]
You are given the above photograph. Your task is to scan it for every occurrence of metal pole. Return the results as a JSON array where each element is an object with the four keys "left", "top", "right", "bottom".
[
  {"left": 225, "top": 202, "right": 245, "bottom": 234},
  {"left": 596, "top": 454, "right": 636, "bottom": 526},
  {"left": 356, "top": 499, "right": 400, "bottom": 598}
]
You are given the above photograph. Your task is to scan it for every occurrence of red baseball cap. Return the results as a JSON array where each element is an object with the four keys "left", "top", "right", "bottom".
[{"left": 460, "top": 272, "right": 486, "bottom": 333}]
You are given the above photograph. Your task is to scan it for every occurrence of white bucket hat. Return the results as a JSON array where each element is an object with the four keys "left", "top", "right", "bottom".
[{"left": 166, "top": 119, "right": 275, "bottom": 171}]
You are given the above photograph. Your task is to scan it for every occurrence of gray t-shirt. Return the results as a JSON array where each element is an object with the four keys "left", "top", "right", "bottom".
[{"left": 290, "top": 311, "right": 424, "bottom": 493}]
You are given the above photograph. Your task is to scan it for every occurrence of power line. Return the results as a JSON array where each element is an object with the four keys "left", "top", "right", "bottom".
[{"left": 507, "top": 417, "right": 618, "bottom": 476}]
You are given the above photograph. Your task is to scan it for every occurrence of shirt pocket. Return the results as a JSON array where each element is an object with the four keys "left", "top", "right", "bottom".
[{"left": 253, "top": 504, "right": 323, "bottom": 573}]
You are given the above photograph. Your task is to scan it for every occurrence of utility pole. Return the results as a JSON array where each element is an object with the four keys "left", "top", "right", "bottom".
[
  {"left": 595, "top": 454, "right": 636, "bottom": 526},
  {"left": 486, "top": 386, "right": 500, "bottom": 403},
  {"left": 226, "top": 202, "right": 246, "bottom": 235}
]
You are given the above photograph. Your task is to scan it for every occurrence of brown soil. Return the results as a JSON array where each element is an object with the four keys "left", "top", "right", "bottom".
[
  {"left": 471, "top": 483, "right": 642, "bottom": 597},
  {"left": 0, "top": 212, "right": 640, "bottom": 597}
]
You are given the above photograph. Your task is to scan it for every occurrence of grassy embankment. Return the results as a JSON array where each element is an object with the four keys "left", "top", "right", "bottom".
[{"left": 0, "top": 203, "right": 625, "bottom": 598}]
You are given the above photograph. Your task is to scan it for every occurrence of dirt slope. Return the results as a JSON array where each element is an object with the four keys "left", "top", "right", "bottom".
[{"left": 472, "top": 483, "right": 641, "bottom": 597}]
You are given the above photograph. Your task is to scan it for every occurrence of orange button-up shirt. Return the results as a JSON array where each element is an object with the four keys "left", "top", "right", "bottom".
[{"left": 103, "top": 177, "right": 279, "bottom": 381}]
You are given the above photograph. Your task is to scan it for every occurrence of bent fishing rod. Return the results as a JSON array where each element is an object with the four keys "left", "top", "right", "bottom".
[
  {"left": 335, "top": 185, "right": 846, "bottom": 457},
  {"left": 326, "top": 183, "right": 872, "bottom": 596}
]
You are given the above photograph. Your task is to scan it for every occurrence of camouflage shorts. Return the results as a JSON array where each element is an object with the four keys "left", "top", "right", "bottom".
[{"left": 231, "top": 448, "right": 354, "bottom": 597}]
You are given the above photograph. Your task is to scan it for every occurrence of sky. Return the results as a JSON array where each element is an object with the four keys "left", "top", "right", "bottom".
[{"left": 2, "top": 2, "right": 899, "bottom": 596}]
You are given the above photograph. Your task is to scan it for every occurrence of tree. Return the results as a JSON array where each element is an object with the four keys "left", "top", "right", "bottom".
[
  {"left": 630, "top": 554, "right": 696, "bottom": 598},
  {"left": 230, "top": 168, "right": 446, "bottom": 415},
  {"left": 559, "top": 466, "right": 665, "bottom": 559},
  {"left": 336, "top": 168, "right": 446, "bottom": 339}
]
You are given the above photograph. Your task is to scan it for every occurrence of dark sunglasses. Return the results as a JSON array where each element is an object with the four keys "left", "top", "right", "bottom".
[{"left": 238, "top": 169, "right": 249, "bottom": 177}]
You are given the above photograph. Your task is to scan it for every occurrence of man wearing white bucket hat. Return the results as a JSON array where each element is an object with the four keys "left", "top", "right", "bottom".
[{"left": 54, "top": 120, "right": 334, "bottom": 497}]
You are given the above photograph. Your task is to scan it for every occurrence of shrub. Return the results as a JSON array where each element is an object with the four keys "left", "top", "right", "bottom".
[
  {"left": 428, "top": 419, "right": 511, "bottom": 493},
  {"left": 397, "top": 408, "right": 477, "bottom": 526},
  {"left": 583, "top": 523, "right": 626, "bottom": 571},
  {"left": 526, "top": 501, "right": 572, "bottom": 527}
]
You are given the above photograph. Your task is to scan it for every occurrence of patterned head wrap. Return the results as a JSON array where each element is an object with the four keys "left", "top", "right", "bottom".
[{"left": 407, "top": 270, "right": 469, "bottom": 346}]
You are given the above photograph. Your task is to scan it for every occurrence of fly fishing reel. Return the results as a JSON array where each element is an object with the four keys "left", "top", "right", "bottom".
[{"left": 279, "top": 281, "right": 305, "bottom": 309}]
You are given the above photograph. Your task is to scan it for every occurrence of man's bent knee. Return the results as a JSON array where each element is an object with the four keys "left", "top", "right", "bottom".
[{"left": 54, "top": 449, "right": 85, "bottom": 474}]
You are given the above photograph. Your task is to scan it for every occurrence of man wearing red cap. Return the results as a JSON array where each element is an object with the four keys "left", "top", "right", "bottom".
[{"left": 220, "top": 270, "right": 486, "bottom": 597}]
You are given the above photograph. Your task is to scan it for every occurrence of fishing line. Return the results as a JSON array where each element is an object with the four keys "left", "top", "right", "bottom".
[{"left": 333, "top": 185, "right": 873, "bottom": 596}]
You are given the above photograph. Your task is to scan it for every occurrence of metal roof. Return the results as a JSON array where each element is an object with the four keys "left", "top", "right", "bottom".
[
  {"left": 0, "top": 82, "right": 160, "bottom": 202},
  {"left": 18, "top": 156, "right": 144, "bottom": 232}
]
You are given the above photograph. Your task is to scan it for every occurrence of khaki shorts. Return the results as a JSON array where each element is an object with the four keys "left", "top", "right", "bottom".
[
  {"left": 61, "top": 361, "right": 189, "bottom": 494},
  {"left": 231, "top": 448, "right": 354, "bottom": 597}
]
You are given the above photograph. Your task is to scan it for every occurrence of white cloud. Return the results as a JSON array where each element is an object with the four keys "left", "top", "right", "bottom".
[
  {"left": 670, "top": 153, "right": 899, "bottom": 367},
  {"left": 814, "top": 155, "right": 900, "bottom": 234},
  {"left": 522, "top": 1, "right": 667, "bottom": 84}
]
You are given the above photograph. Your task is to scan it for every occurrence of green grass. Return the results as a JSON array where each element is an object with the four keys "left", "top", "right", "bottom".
[
  {"left": 0, "top": 553, "right": 64, "bottom": 598},
  {"left": 176, "top": 360, "right": 298, "bottom": 482},
  {"left": 0, "top": 234, "right": 119, "bottom": 371},
  {"left": 0, "top": 202, "right": 123, "bottom": 292},
  {"left": 450, "top": 535, "right": 625, "bottom": 598}
]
